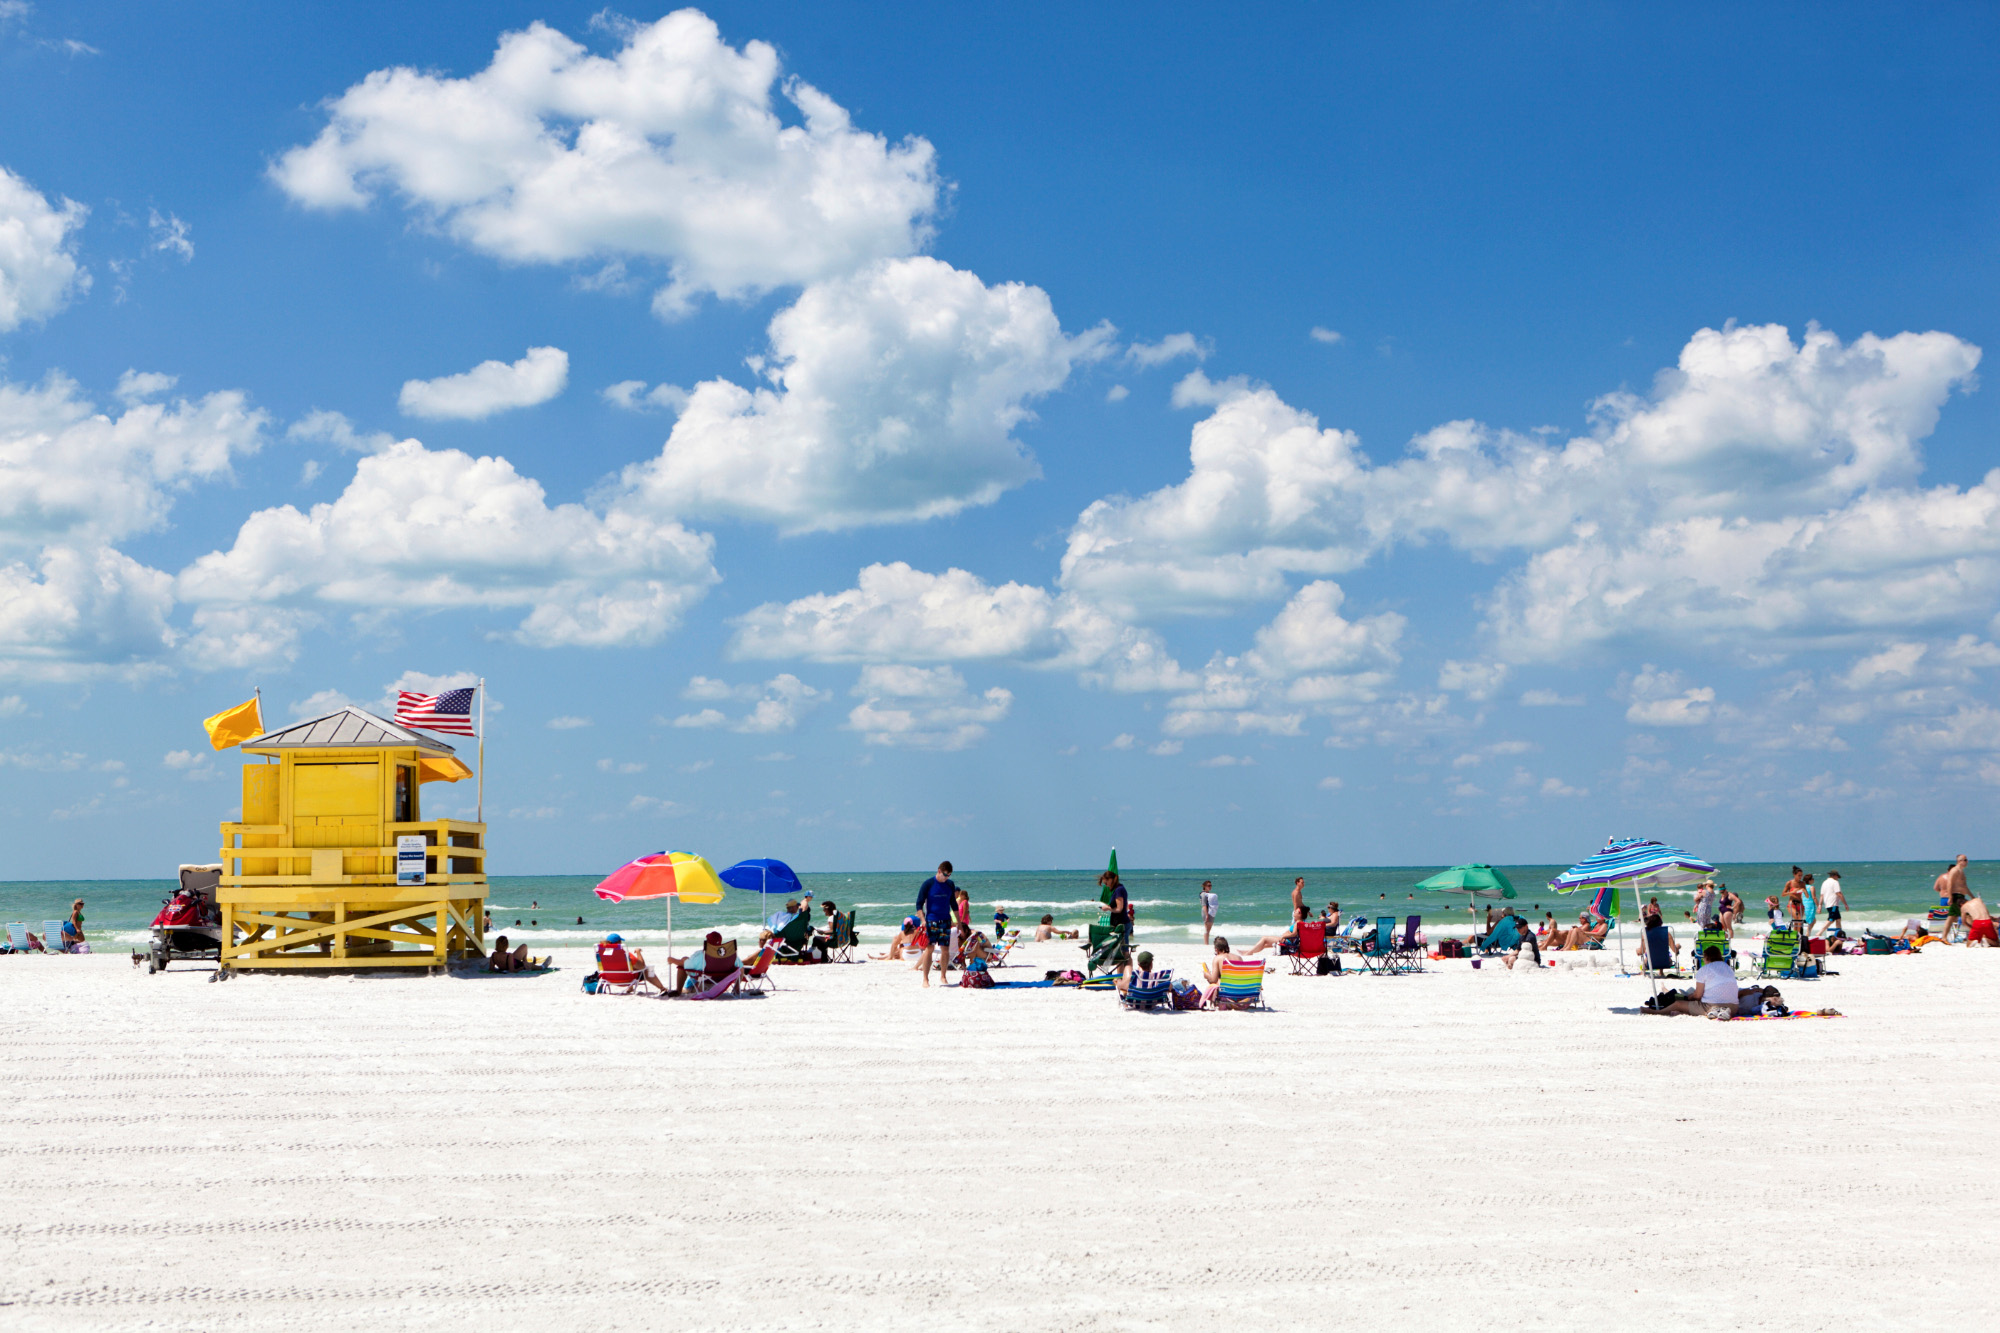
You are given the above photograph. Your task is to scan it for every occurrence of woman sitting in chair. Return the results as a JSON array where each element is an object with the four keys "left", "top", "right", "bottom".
[{"left": 1242, "top": 904, "right": 1307, "bottom": 956}]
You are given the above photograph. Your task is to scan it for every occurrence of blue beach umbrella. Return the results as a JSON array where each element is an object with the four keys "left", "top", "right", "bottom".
[
  {"left": 720, "top": 857, "right": 803, "bottom": 924},
  {"left": 1550, "top": 837, "right": 1717, "bottom": 969}
]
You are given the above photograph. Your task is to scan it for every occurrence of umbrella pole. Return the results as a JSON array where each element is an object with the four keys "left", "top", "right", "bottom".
[{"left": 667, "top": 897, "right": 674, "bottom": 979}]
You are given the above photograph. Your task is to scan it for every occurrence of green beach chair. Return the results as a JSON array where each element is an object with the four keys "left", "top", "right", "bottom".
[
  {"left": 1085, "top": 923, "right": 1130, "bottom": 976},
  {"left": 772, "top": 909, "right": 815, "bottom": 963},
  {"left": 1759, "top": 926, "right": 1804, "bottom": 979}
]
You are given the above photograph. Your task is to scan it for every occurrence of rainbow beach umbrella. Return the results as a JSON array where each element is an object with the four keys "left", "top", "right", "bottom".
[{"left": 595, "top": 850, "right": 725, "bottom": 962}]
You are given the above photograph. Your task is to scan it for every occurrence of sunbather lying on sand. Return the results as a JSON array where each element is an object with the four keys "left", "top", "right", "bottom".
[
  {"left": 488, "top": 936, "right": 531, "bottom": 972},
  {"left": 1034, "top": 914, "right": 1079, "bottom": 941}
]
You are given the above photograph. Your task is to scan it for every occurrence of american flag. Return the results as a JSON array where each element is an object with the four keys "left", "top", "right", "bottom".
[{"left": 396, "top": 687, "right": 478, "bottom": 736}]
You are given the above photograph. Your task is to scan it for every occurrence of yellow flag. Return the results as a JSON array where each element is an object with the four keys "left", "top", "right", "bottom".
[{"left": 203, "top": 696, "right": 263, "bottom": 750}]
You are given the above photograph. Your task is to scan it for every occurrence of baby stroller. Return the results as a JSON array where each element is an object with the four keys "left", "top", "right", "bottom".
[{"left": 144, "top": 864, "right": 226, "bottom": 976}]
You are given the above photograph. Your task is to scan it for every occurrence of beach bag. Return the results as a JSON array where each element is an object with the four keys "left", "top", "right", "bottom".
[
  {"left": 1864, "top": 937, "right": 1894, "bottom": 955},
  {"left": 581, "top": 972, "right": 601, "bottom": 994},
  {"left": 1170, "top": 979, "right": 1205, "bottom": 1010},
  {"left": 959, "top": 967, "right": 993, "bottom": 989},
  {"left": 1438, "top": 938, "right": 1464, "bottom": 959},
  {"left": 1316, "top": 955, "right": 1341, "bottom": 974}
]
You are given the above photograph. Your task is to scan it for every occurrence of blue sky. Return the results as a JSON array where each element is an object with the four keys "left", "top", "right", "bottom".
[{"left": 2, "top": 1, "right": 1998, "bottom": 876}]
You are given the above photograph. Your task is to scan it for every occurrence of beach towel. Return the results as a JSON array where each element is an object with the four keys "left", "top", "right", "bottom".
[
  {"left": 989, "top": 980, "right": 1058, "bottom": 989},
  {"left": 1718, "top": 1008, "right": 1844, "bottom": 1021}
]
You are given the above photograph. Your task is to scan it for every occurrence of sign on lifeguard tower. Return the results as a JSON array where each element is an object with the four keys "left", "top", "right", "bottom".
[
  {"left": 397, "top": 835, "right": 427, "bottom": 885},
  {"left": 213, "top": 706, "right": 486, "bottom": 971}
]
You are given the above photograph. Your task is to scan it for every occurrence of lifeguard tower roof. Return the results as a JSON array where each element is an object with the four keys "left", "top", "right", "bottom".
[{"left": 242, "top": 706, "right": 459, "bottom": 757}]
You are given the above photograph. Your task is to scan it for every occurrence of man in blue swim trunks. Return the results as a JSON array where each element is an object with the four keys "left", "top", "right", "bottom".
[{"left": 915, "top": 860, "right": 957, "bottom": 988}]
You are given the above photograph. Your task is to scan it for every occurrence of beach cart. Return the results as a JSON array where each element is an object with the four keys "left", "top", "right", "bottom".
[{"left": 145, "top": 864, "right": 226, "bottom": 975}]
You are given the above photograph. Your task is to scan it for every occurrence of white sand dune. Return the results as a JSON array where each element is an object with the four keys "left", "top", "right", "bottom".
[{"left": 1, "top": 938, "right": 1994, "bottom": 1330}]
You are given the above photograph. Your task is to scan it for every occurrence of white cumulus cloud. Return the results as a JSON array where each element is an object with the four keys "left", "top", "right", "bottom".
[
  {"left": 845, "top": 664, "right": 1011, "bottom": 750},
  {"left": 0, "top": 165, "right": 89, "bottom": 330},
  {"left": 178, "top": 438, "right": 718, "bottom": 656},
  {"left": 399, "top": 346, "right": 568, "bottom": 420},
  {"left": 670, "top": 673, "right": 828, "bottom": 733},
  {"left": 270, "top": 11, "right": 939, "bottom": 316},
  {"left": 616, "top": 257, "right": 1110, "bottom": 531}
]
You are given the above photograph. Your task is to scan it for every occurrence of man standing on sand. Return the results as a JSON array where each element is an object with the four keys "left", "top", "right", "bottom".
[
  {"left": 915, "top": 860, "right": 957, "bottom": 987},
  {"left": 1200, "top": 880, "right": 1218, "bottom": 945},
  {"left": 1292, "top": 877, "right": 1306, "bottom": 919},
  {"left": 1946, "top": 855, "right": 1972, "bottom": 943}
]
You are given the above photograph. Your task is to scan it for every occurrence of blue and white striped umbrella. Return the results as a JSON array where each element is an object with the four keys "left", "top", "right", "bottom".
[{"left": 1549, "top": 837, "right": 1715, "bottom": 895}]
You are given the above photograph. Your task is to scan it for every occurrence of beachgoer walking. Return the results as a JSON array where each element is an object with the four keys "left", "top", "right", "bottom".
[
  {"left": 1718, "top": 885, "right": 1740, "bottom": 938},
  {"left": 1200, "top": 880, "right": 1217, "bottom": 944},
  {"left": 1801, "top": 873, "right": 1819, "bottom": 934},
  {"left": 1291, "top": 877, "right": 1306, "bottom": 920},
  {"left": 1963, "top": 894, "right": 1997, "bottom": 947},
  {"left": 915, "top": 861, "right": 957, "bottom": 987},
  {"left": 69, "top": 899, "right": 85, "bottom": 942},
  {"left": 1820, "top": 871, "right": 1846, "bottom": 936}
]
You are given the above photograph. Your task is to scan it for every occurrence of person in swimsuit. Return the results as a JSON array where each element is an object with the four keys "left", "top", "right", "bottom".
[
  {"left": 1291, "top": 878, "right": 1307, "bottom": 921},
  {"left": 1034, "top": 913, "right": 1078, "bottom": 941},
  {"left": 873, "top": 917, "right": 921, "bottom": 961},
  {"left": 1946, "top": 855, "right": 1971, "bottom": 942},
  {"left": 1200, "top": 881, "right": 1217, "bottom": 944},
  {"left": 1243, "top": 904, "right": 1305, "bottom": 956},
  {"left": 488, "top": 934, "right": 530, "bottom": 972},
  {"left": 1963, "top": 894, "right": 1997, "bottom": 947}
]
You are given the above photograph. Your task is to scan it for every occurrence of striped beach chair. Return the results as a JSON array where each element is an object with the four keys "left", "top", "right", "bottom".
[
  {"left": 1120, "top": 969, "right": 1174, "bottom": 1010},
  {"left": 1212, "top": 959, "right": 1268, "bottom": 1010}
]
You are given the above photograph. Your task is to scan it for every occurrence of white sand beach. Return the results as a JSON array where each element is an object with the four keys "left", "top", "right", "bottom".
[{"left": 3, "top": 938, "right": 1996, "bottom": 1331}]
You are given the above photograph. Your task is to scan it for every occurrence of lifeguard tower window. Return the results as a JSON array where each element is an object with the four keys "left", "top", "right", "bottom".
[{"left": 395, "top": 765, "right": 414, "bottom": 823}]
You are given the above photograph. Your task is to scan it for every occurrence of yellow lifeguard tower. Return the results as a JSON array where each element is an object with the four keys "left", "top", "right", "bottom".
[{"left": 216, "top": 707, "right": 487, "bottom": 972}]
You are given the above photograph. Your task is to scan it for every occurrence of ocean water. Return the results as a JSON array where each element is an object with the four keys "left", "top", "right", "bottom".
[{"left": 2, "top": 860, "right": 1980, "bottom": 953}]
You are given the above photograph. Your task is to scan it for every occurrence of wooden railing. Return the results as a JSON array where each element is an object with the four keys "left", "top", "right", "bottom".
[{"left": 219, "top": 818, "right": 487, "bottom": 889}]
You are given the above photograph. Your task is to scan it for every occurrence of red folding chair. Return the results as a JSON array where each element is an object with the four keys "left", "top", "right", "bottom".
[
  {"left": 594, "top": 943, "right": 648, "bottom": 996},
  {"left": 1289, "top": 921, "right": 1328, "bottom": 975}
]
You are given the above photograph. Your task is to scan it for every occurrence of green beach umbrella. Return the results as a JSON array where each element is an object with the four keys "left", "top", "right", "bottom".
[
  {"left": 1100, "top": 847, "right": 1119, "bottom": 905},
  {"left": 1414, "top": 864, "right": 1517, "bottom": 899}
]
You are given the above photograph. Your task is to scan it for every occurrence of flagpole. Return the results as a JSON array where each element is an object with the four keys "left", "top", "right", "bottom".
[{"left": 476, "top": 677, "right": 486, "bottom": 825}]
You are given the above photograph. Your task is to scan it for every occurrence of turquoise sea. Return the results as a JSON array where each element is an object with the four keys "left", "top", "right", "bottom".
[{"left": 2, "top": 860, "right": 1979, "bottom": 953}]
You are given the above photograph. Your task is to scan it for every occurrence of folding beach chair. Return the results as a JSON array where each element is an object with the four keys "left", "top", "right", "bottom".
[
  {"left": 44, "top": 921, "right": 74, "bottom": 953},
  {"left": 687, "top": 944, "right": 754, "bottom": 1000},
  {"left": 772, "top": 910, "right": 816, "bottom": 964},
  {"left": 1477, "top": 918, "right": 1522, "bottom": 957},
  {"left": 1804, "top": 936, "right": 1836, "bottom": 977},
  {"left": 1120, "top": 969, "right": 1174, "bottom": 1010},
  {"left": 1639, "top": 924, "right": 1684, "bottom": 978},
  {"left": 1212, "top": 959, "right": 1268, "bottom": 1010},
  {"left": 593, "top": 943, "right": 651, "bottom": 996},
  {"left": 826, "top": 910, "right": 858, "bottom": 963},
  {"left": 1760, "top": 927, "right": 1804, "bottom": 980},
  {"left": 1356, "top": 918, "right": 1401, "bottom": 973},
  {"left": 737, "top": 944, "right": 778, "bottom": 993},
  {"left": 1391, "top": 915, "right": 1427, "bottom": 973},
  {"left": 1289, "top": 921, "right": 1328, "bottom": 975},
  {"left": 1693, "top": 926, "right": 1736, "bottom": 972},
  {"left": 1085, "top": 923, "right": 1130, "bottom": 976},
  {"left": 6, "top": 923, "right": 42, "bottom": 953}
]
